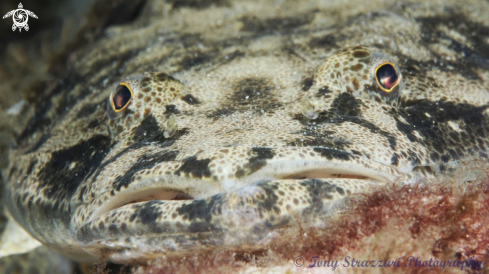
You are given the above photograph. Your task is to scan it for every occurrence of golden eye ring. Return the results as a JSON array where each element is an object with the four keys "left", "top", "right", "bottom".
[
  {"left": 110, "top": 83, "right": 133, "bottom": 112},
  {"left": 374, "top": 62, "right": 401, "bottom": 93}
]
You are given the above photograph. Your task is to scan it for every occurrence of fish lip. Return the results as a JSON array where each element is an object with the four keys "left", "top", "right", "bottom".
[
  {"left": 82, "top": 157, "right": 401, "bottom": 224},
  {"left": 75, "top": 177, "right": 384, "bottom": 262},
  {"left": 73, "top": 148, "right": 405, "bottom": 262}
]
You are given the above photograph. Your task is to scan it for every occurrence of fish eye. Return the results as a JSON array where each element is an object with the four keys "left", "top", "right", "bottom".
[
  {"left": 375, "top": 63, "right": 400, "bottom": 93},
  {"left": 110, "top": 83, "right": 133, "bottom": 112}
]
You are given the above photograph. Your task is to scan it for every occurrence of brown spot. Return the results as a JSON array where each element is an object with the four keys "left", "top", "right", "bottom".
[
  {"left": 293, "top": 198, "right": 299, "bottom": 205},
  {"left": 155, "top": 98, "right": 161, "bottom": 103},
  {"left": 157, "top": 87, "right": 163, "bottom": 92},
  {"left": 278, "top": 190, "right": 285, "bottom": 196},
  {"left": 350, "top": 64, "right": 364, "bottom": 71},
  {"left": 144, "top": 96, "right": 151, "bottom": 102},
  {"left": 353, "top": 51, "right": 370, "bottom": 58},
  {"left": 171, "top": 213, "right": 177, "bottom": 219},
  {"left": 142, "top": 87, "right": 151, "bottom": 93},
  {"left": 170, "top": 87, "right": 176, "bottom": 92},
  {"left": 352, "top": 79, "right": 359, "bottom": 90},
  {"left": 235, "top": 169, "right": 245, "bottom": 178},
  {"left": 334, "top": 62, "right": 340, "bottom": 68},
  {"left": 137, "top": 93, "right": 143, "bottom": 99},
  {"left": 273, "top": 206, "right": 281, "bottom": 214},
  {"left": 143, "top": 108, "right": 151, "bottom": 117}
]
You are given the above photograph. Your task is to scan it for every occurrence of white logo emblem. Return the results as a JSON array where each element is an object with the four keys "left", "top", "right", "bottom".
[{"left": 2, "top": 3, "right": 38, "bottom": 32}]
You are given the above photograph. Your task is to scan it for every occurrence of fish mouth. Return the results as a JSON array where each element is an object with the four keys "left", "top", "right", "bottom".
[
  {"left": 75, "top": 157, "right": 402, "bottom": 262},
  {"left": 87, "top": 159, "right": 400, "bottom": 222}
]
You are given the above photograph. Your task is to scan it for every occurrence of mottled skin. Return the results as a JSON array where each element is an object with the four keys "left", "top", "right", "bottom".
[{"left": 3, "top": 0, "right": 489, "bottom": 267}]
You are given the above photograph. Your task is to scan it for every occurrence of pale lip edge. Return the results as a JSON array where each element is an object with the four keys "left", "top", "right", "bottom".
[
  {"left": 78, "top": 158, "right": 401, "bottom": 227},
  {"left": 75, "top": 176, "right": 385, "bottom": 262}
]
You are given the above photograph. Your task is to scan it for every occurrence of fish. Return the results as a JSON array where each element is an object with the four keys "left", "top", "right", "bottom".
[{"left": 2, "top": 0, "right": 489, "bottom": 272}]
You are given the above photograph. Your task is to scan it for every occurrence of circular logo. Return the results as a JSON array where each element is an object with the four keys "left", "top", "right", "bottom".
[{"left": 13, "top": 9, "right": 28, "bottom": 27}]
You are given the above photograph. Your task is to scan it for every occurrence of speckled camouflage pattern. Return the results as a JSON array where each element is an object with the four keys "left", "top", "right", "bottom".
[{"left": 3, "top": 0, "right": 489, "bottom": 267}]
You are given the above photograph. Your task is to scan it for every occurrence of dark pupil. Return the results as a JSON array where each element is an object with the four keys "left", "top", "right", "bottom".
[
  {"left": 376, "top": 64, "right": 398, "bottom": 90},
  {"left": 113, "top": 85, "right": 131, "bottom": 110}
]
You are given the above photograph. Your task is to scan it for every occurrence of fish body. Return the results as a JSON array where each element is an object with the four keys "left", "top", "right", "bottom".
[{"left": 3, "top": 0, "right": 489, "bottom": 270}]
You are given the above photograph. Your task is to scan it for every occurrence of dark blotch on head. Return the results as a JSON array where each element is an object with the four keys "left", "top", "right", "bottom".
[
  {"left": 207, "top": 108, "right": 236, "bottom": 119},
  {"left": 233, "top": 78, "right": 272, "bottom": 104},
  {"left": 176, "top": 196, "right": 223, "bottom": 223},
  {"left": 415, "top": 13, "right": 489, "bottom": 80},
  {"left": 316, "top": 86, "right": 333, "bottom": 97},
  {"left": 180, "top": 52, "right": 211, "bottom": 70},
  {"left": 313, "top": 148, "right": 350, "bottom": 161},
  {"left": 391, "top": 99, "right": 489, "bottom": 164},
  {"left": 330, "top": 92, "right": 361, "bottom": 117},
  {"left": 391, "top": 153, "right": 399, "bottom": 166},
  {"left": 241, "top": 14, "right": 313, "bottom": 33},
  {"left": 309, "top": 34, "right": 339, "bottom": 48},
  {"left": 294, "top": 93, "right": 397, "bottom": 150},
  {"left": 113, "top": 151, "right": 179, "bottom": 191},
  {"left": 175, "top": 157, "right": 212, "bottom": 179},
  {"left": 32, "top": 135, "right": 112, "bottom": 227},
  {"left": 301, "top": 77, "right": 315, "bottom": 91},
  {"left": 235, "top": 148, "right": 275, "bottom": 178},
  {"left": 180, "top": 94, "right": 201, "bottom": 105},
  {"left": 248, "top": 147, "right": 275, "bottom": 172},
  {"left": 300, "top": 179, "right": 338, "bottom": 214},
  {"left": 210, "top": 77, "right": 281, "bottom": 118},
  {"left": 164, "top": 104, "right": 180, "bottom": 115},
  {"left": 134, "top": 201, "right": 161, "bottom": 224},
  {"left": 132, "top": 114, "right": 167, "bottom": 143}
]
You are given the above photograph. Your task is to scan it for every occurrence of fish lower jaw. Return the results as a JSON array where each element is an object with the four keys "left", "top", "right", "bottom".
[
  {"left": 85, "top": 159, "right": 400, "bottom": 223},
  {"left": 73, "top": 159, "right": 403, "bottom": 262}
]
